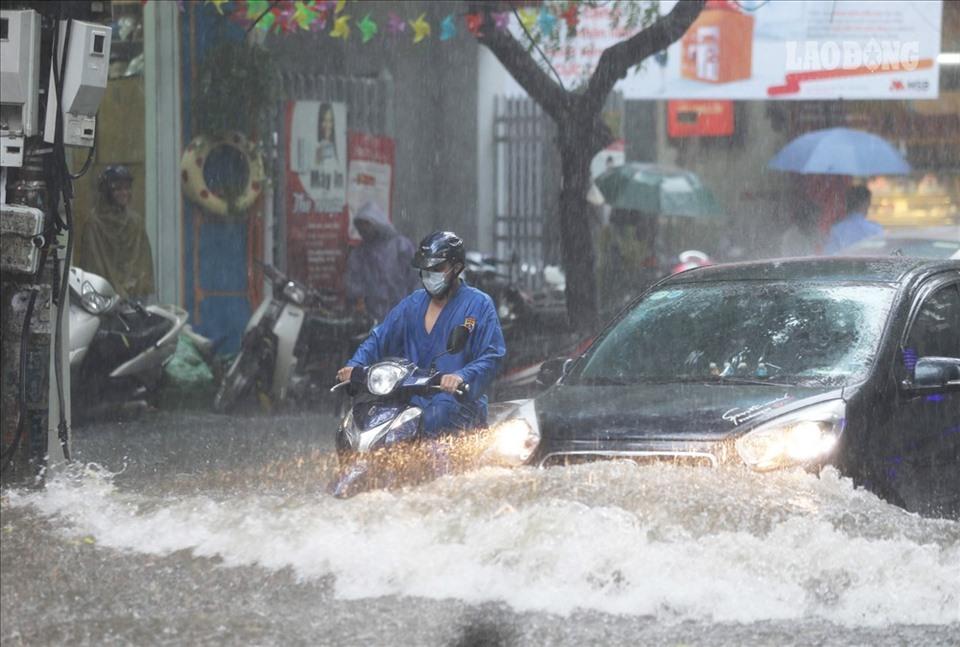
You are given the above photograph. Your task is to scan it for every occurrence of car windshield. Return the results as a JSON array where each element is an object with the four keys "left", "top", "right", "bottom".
[{"left": 573, "top": 281, "right": 898, "bottom": 388}]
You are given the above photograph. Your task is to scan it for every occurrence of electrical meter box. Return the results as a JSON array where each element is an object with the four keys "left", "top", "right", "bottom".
[
  {"left": 43, "top": 19, "right": 112, "bottom": 148},
  {"left": 0, "top": 9, "right": 41, "bottom": 167},
  {"left": 0, "top": 203, "right": 45, "bottom": 275}
]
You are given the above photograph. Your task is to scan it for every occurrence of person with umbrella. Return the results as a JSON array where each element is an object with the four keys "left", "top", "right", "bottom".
[
  {"left": 768, "top": 127, "right": 910, "bottom": 255},
  {"left": 823, "top": 185, "right": 883, "bottom": 254},
  {"left": 591, "top": 163, "right": 724, "bottom": 314},
  {"left": 597, "top": 208, "right": 662, "bottom": 314}
]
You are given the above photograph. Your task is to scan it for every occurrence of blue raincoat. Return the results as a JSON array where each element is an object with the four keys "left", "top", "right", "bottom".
[
  {"left": 346, "top": 282, "right": 506, "bottom": 436},
  {"left": 824, "top": 211, "right": 883, "bottom": 254}
]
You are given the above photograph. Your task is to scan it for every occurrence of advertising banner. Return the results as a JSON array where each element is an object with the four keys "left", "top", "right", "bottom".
[
  {"left": 285, "top": 101, "right": 349, "bottom": 296},
  {"left": 346, "top": 132, "right": 395, "bottom": 243},
  {"left": 284, "top": 102, "right": 397, "bottom": 301},
  {"left": 538, "top": 0, "right": 942, "bottom": 100}
]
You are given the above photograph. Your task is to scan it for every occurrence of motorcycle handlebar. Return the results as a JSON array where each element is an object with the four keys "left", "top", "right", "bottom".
[
  {"left": 330, "top": 380, "right": 469, "bottom": 397},
  {"left": 430, "top": 384, "right": 470, "bottom": 397}
]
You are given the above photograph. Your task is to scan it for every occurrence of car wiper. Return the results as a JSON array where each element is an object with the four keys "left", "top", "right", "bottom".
[
  {"left": 629, "top": 375, "right": 796, "bottom": 387},
  {"left": 705, "top": 375, "right": 796, "bottom": 387},
  {"left": 578, "top": 376, "right": 629, "bottom": 386}
]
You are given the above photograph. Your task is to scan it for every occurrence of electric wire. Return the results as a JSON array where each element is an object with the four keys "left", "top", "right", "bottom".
[
  {"left": 510, "top": 2, "right": 567, "bottom": 92},
  {"left": 68, "top": 129, "right": 96, "bottom": 180},
  {"left": 0, "top": 290, "right": 40, "bottom": 474},
  {"left": 246, "top": 0, "right": 281, "bottom": 34},
  {"left": 49, "top": 8, "right": 74, "bottom": 461}
]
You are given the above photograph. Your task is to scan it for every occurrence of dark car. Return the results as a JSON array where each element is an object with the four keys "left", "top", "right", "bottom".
[{"left": 489, "top": 257, "right": 960, "bottom": 518}]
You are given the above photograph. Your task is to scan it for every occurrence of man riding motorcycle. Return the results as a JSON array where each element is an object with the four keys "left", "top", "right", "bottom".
[{"left": 336, "top": 231, "right": 506, "bottom": 436}]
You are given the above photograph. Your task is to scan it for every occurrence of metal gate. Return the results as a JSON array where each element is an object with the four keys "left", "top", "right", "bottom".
[
  {"left": 493, "top": 96, "right": 559, "bottom": 292},
  {"left": 269, "top": 72, "right": 394, "bottom": 271}
]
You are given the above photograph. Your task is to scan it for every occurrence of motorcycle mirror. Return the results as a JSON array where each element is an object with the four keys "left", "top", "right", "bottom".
[{"left": 446, "top": 325, "right": 470, "bottom": 354}]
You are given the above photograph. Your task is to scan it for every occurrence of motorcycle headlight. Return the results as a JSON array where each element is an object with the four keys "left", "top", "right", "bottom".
[
  {"left": 366, "top": 361, "right": 407, "bottom": 396},
  {"left": 735, "top": 399, "right": 845, "bottom": 471},
  {"left": 282, "top": 281, "right": 307, "bottom": 305},
  {"left": 487, "top": 400, "right": 540, "bottom": 466},
  {"left": 80, "top": 280, "right": 115, "bottom": 314}
]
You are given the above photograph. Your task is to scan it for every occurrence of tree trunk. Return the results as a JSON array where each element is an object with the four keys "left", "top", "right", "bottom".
[
  {"left": 558, "top": 137, "right": 599, "bottom": 331},
  {"left": 473, "top": 0, "right": 706, "bottom": 332}
]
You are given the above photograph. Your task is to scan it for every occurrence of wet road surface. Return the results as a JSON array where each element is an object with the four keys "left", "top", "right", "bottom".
[{"left": 2, "top": 411, "right": 958, "bottom": 646}]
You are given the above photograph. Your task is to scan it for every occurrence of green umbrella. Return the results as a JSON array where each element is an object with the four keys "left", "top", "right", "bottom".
[{"left": 592, "top": 163, "right": 723, "bottom": 218}]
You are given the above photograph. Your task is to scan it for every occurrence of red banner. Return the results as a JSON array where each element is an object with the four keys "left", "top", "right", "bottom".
[{"left": 346, "top": 132, "right": 395, "bottom": 244}]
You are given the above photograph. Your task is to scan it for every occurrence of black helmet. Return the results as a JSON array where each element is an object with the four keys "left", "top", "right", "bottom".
[
  {"left": 412, "top": 231, "right": 465, "bottom": 270},
  {"left": 98, "top": 165, "right": 133, "bottom": 193}
]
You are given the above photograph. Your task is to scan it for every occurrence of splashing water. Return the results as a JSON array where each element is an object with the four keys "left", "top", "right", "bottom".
[{"left": 5, "top": 459, "right": 959, "bottom": 627}]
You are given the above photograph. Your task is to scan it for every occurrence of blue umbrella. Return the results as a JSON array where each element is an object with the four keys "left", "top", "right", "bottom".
[{"left": 768, "top": 127, "right": 910, "bottom": 176}]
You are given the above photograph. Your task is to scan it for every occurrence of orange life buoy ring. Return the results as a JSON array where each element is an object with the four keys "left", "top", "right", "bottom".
[{"left": 180, "top": 132, "right": 265, "bottom": 216}]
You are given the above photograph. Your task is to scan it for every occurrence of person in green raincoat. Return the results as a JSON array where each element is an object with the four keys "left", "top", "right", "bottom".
[
  {"left": 597, "top": 209, "right": 660, "bottom": 315},
  {"left": 75, "top": 165, "right": 155, "bottom": 300}
]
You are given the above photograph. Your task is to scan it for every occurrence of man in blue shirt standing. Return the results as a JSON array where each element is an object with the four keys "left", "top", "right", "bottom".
[
  {"left": 824, "top": 185, "right": 883, "bottom": 254},
  {"left": 336, "top": 231, "right": 506, "bottom": 437}
]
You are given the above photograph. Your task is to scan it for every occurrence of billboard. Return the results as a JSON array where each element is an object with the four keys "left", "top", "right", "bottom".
[
  {"left": 537, "top": 0, "right": 942, "bottom": 100},
  {"left": 285, "top": 101, "right": 349, "bottom": 294}
]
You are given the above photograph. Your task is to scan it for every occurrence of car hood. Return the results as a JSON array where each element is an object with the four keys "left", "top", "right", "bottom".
[{"left": 536, "top": 382, "right": 841, "bottom": 443}]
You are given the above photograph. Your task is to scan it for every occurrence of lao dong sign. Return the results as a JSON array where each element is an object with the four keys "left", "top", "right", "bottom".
[{"left": 538, "top": 0, "right": 942, "bottom": 100}]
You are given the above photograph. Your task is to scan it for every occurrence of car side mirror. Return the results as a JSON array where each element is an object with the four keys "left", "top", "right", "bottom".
[
  {"left": 446, "top": 324, "right": 470, "bottom": 354},
  {"left": 537, "top": 357, "right": 572, "bottom": 386},
  {"left": 906, "top": 356, "right": 960, "bottom": 389}
]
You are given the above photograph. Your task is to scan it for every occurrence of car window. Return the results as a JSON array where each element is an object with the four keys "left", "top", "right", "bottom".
[
  {"left": 903, "top": 283, "right": 960, "bottom": 362},
  {"left": 573, "top": 282, "right": 897, "bottom": 387}
]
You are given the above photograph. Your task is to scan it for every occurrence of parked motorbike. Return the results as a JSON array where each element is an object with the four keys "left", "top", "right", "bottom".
[
  {"left": 328, "top": 325, "right": 476, "bottom": 498},
  {"left": 213, "top": 263, "right": 371, "bottom": 414},
  {"left": 69, "top": 267, "right": 188, "bottom": 421},
  {"left": 464, "top": 251, "right": 533, "bottom": 333}
]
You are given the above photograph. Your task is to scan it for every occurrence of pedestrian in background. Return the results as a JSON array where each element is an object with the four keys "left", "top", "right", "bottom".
[
  {"left": 75, "top": 165, "right": 155, "bottom": 300},
  {"left": 597, "top": 209, "right": 660, "bottom": 315},
  {"left": 780, "top": 193, "right": 821, "bottom": 257},
  {"left": 344, "top": 202, "right": 419, "bottom": 321},
  {"left": 824, "top": 185, "right": 883, "bottom": 254}
]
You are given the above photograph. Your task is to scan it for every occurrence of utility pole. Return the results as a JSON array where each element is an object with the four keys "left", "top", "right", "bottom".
[{"left": 1, "top": 1, "right": 112, "bottom": 484}]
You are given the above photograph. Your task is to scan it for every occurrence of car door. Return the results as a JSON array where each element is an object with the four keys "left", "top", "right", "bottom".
[{"left": 883, "top": 278, "right": 960, "bottom": 517}]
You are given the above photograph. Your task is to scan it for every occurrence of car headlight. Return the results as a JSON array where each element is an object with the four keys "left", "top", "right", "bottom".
[
  {"left": 80, "top": 280, "right": 115, "bottom": 314},
  {"left": 735, "top": 399, "right": 845, "bottom": 471},
  {"left": 366, "top": 361, "right": 407, "bottom": 396},
  {"left": 282, "top": 281, "right": 307, "bottom": 305},
  {"left": 487, "top": 400, "right": 540, "bottom": 466}
]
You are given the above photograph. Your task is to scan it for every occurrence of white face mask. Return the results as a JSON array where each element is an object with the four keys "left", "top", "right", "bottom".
[{"left": 420, "top": 268, "right": 451, "bottom": 297}]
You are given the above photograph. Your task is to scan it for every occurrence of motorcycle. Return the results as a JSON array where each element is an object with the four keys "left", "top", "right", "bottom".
[
  {"left": 213, "top": 263, "right": 371, "bottom": 414},
  {"left": 69, "top": 267, "right": 188, "bottom": 421},
  {"left": 328, "top": 325, "right": 476, "bottom": 498},
  {"left": 329, "top": 324, "right": 549, "bottom": 499}
]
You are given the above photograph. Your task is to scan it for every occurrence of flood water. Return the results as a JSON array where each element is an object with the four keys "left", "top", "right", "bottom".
[{"left": 2, "top": 412, "right": 958, "bottom": 646}]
